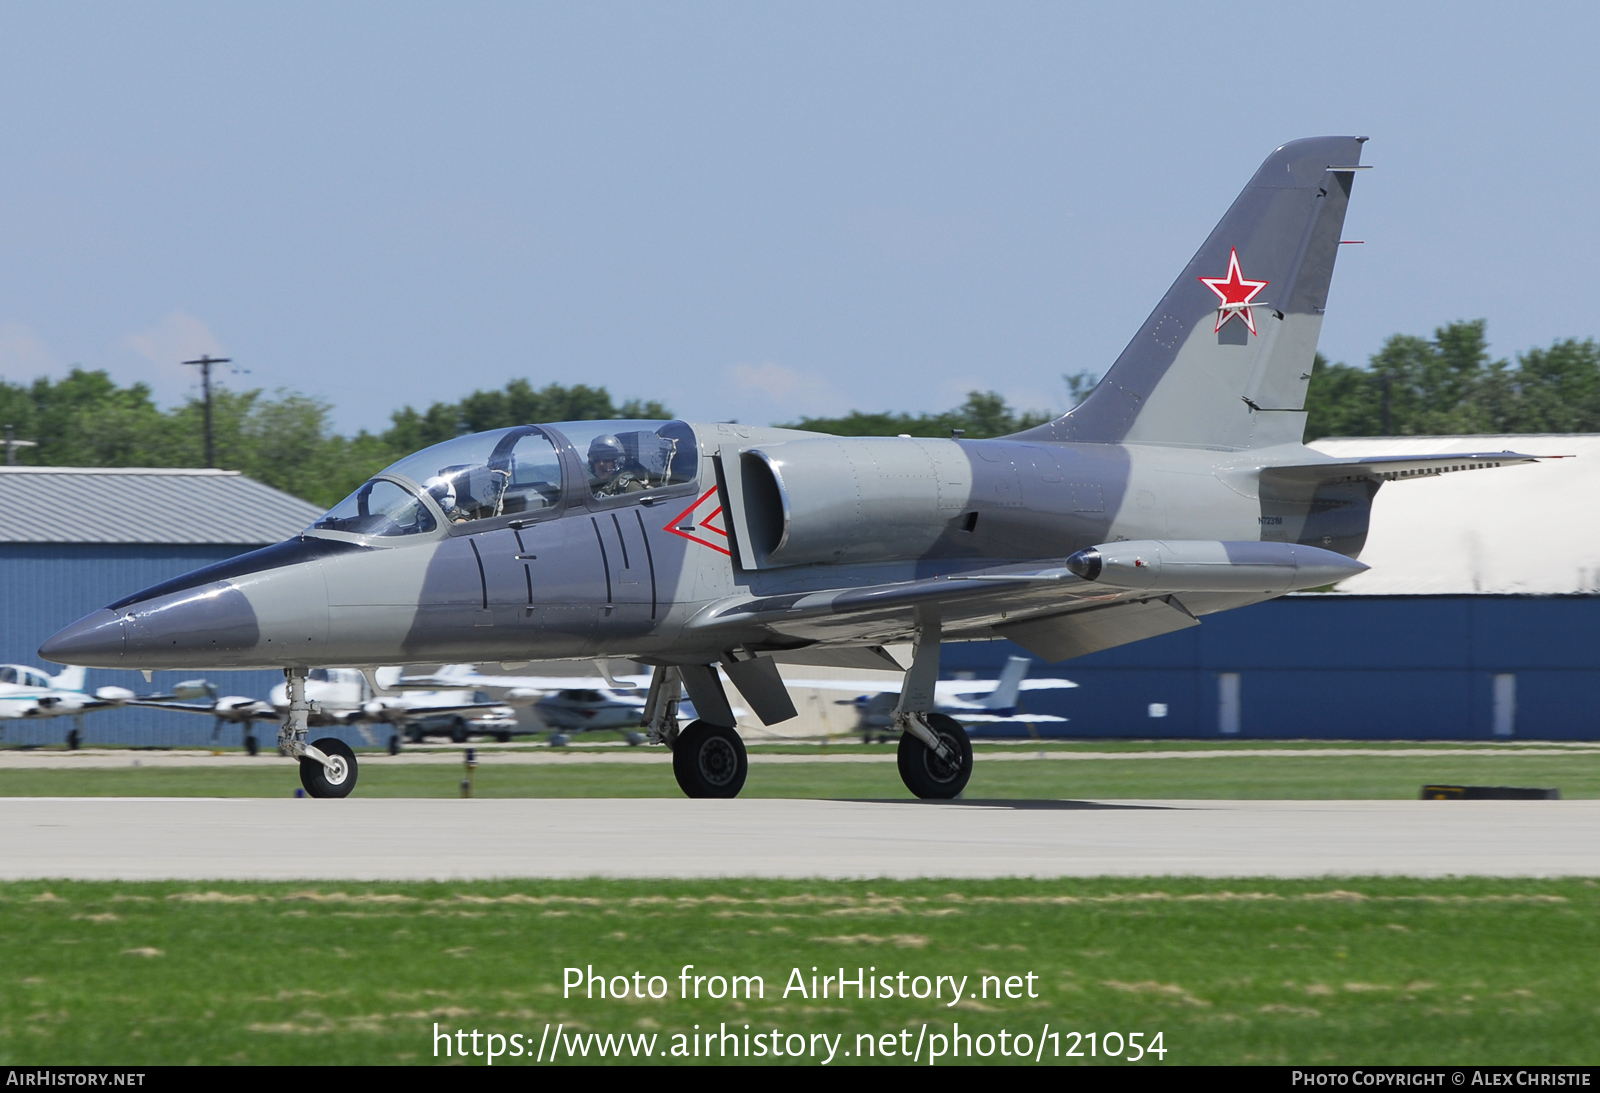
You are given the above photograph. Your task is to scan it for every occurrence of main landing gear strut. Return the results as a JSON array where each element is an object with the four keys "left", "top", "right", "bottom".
[
  {"left": 892, "top": 607, "right": 972, "bottom": 800},
  {"left": 642, "top": 605, "right": 972, "bottom": 801},
  {"left": 278, "top": 668, "right": 358, "bottom": 798},
  {"left": 642, "top": 664, "right": 751, "bottom": 799}
]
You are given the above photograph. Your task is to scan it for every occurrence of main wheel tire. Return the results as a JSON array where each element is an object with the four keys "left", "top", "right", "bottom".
[
  {"left": 672, "top": 720, "right": 748, "bottom": 799},
  {"left": 450, "top": 719, "right": 469, "bottom": 744},
  {"left": 299, "top": 737, "right": 359, "bottom": 798},
  {"left": 388, "top": 734, "right": 401, "bottom": 756},
  {"left": 896, "top": 714, "right": 972, "bottom": 800},
  {"left": 244, "top": 733, "right": 259, "bottom": 757}
]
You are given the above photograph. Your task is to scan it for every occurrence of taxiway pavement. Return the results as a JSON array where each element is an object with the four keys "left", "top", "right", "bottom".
[{"left": 2, "top": 798, "right": 1596, "bottom": 880}]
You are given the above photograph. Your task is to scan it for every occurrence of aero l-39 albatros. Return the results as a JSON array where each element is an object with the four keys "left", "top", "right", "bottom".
[{"left": 42, "top": 137, "right": 1547, "bottom": 799}]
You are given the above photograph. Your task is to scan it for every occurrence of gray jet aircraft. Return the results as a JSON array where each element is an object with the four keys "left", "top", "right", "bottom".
[{"left": 42, "top": 136, "right": 1551, "bottom": 800}]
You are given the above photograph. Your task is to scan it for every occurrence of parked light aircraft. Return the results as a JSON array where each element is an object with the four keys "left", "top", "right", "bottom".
[
  {"left": 0, "top": 664, "right": 133, "bottom": 748},
  {"left": 145, "top": 668, "right": 522, "bottom": 753},
  {"left": 786, "top": 656, "right": 1075, "bottom": 741},
  {"left": 393, "top": 664, "right": 726, "bottom": 745},
  {"left": 44, "top": 137, "right": 1556, "bottom": 800}
]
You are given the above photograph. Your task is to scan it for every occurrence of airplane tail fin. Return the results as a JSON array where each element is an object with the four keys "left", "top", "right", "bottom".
[
  {"left": 50, "top": 665, "right": 86, "bottom": 692},
  {"left": 1018, "top": 136, "right": 1366, "bottom": 450},
  {"left": 979, "top": 656, "right": 1032, "bottom": 711}
]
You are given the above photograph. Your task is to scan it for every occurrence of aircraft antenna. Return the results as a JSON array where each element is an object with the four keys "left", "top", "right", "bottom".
[{"left": 182, "top": 355, "right": 232, "bottom": 468}]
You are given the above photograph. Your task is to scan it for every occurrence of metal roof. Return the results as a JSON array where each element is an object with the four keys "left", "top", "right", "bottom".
[
  {"left": 1311, "top": 435, "right": 1600, "bottom": 596},
  {"left": 0, "top": 467, "right": 325, "bottom": 545}
]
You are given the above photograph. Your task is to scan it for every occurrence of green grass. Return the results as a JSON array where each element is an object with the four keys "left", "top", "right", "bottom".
[
  {"left": 0, "top": 877, "right": 1595, "bottom": 1065},
  {"left": 0, "top": 745, "right": 1592, "bottom": 799}
]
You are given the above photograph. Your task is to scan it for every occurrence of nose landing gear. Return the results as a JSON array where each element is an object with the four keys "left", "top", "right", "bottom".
[
  {"left": 299, "top": 737, "right": 359, "bottom": 798},
  {"left": 278, "top": 668, "right": 360, "bottom": 799}
]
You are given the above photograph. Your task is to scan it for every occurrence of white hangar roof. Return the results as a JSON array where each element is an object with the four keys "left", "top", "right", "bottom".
[
  {"left": 0, "top": 467, "right": 325, "bottom": 546},
  {"left": 1310, "top": 435, "right": 1600, "bottom": 596}
]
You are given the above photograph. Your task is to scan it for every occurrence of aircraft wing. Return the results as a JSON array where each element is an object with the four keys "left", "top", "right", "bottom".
[
  {"left": 689, "top": 561, "right": 1225, "bottom": 664},
  {"left": 778, "top": 677, "right": 1078, "bottom": 696},
  {"left": 0, "top": 695, "right": 127, "bottom": 719},
  {"left": 394, "top": 671, "right": 650, "bottom": 693},
  {"left": 692, "top": 564, "right": 1090, "bottom": 633},
  {"left": 947, "top": 679, "right": 1080, "bottom": 694},
  {"left": 124, "top": 699, "right": 284, "bottom": 722},
  {"left": 946, "top": 712, "right": 1069, "bottom": 723},
  {"left": 366, "top": 701, "right": 517, "bottom": 723}
]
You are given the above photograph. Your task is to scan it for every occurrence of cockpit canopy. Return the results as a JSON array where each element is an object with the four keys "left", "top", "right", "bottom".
[{"left": 311, "top": 420, "right": 697, "bottom": 537}]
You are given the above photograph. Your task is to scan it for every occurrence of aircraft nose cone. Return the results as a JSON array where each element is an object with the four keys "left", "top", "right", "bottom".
[{"left": 39, "top": 609, "right": 125, "bottom": 667}]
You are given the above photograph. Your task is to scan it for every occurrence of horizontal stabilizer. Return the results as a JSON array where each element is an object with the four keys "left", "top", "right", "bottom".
[{"left": 1265, "top": 451, "right": 1556, "bottom": 483}]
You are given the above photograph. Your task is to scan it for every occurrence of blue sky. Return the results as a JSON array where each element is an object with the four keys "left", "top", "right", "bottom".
[{"left": 0, "top": 2, "right": 1593, "bottom": 433}]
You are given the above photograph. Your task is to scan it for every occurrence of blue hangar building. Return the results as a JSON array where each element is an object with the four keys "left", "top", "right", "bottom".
[
  {"left": 0, "top": 466, "right": 321, "bottom": 746},
  {"left": 945, "top": 434, "right": 1600, "bottom": 742}
]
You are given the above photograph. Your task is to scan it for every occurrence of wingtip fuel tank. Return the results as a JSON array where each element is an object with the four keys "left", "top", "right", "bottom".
[{"left": 1065, "top": 540, "right": 1368, "bottom": 594}]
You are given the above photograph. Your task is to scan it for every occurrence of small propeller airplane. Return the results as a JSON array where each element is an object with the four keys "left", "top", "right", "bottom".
[
  {"left": 784, "top": 656, "right": 1075, "bottom": 742},
  {"left": 43, "top": 136, "right": 1559, "bottom": 799},
  {"left": 0, "top": 664, "right": 135, "bottom": 748},
  {"left": 139, "top": 667, "right": 524, "bottom": 754},
  {"left": 392, "top": 664, "right": 735, "bottom": 746}
]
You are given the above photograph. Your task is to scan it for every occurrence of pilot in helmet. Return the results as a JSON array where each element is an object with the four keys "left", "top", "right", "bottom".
[
  {"left": 422, "top": 473, "right": 465, "bottom": 521},
  {"left": 588, "top": 435, "right": 647, "bottom": 497}
]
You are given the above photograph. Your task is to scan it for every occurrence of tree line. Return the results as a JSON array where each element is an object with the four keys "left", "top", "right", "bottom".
[
  {"left": 1, "top": 320, "right": 1593, "bottom": 507},
  {"left": 0, "top": 373, "right": 666, "bottom": 509},
  {"left": 791, "top": 322, "right": 1600, "bottom": 443},
  {"left": 1303, "top": 320, "right": 1600, "bottom": 439}
]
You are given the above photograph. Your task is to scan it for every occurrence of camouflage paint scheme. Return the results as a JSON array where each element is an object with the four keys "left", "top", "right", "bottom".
[{"left": 41, "top": 137, "right": 1542, "bottom": 748}]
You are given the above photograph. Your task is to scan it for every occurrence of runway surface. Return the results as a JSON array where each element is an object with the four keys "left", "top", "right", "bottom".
[
  {"left": 4, "top": 743, "right": 1598, "bottom": 768},
  {"left": 3, "top": 798, "right": 1597, "bottom": 880}
]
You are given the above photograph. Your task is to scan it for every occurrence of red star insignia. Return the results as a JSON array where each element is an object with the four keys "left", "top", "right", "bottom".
[{"left": 1198, "top": 247, "right": 1269, "bottom": 335}]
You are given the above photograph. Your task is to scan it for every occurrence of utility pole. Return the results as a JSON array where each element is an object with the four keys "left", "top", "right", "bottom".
[
  {"left": 182, "top": 355, "right": 231, "bottom": 468},
  {"left": 3, "top": 425, "right": 37, "bottom": 466}
]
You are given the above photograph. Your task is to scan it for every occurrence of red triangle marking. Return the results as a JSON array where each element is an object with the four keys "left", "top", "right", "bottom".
[{"left": 665, "top": 486, "right": 732, "bottom": 556}]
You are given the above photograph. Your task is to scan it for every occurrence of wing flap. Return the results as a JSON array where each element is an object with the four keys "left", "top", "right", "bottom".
[{"left": 994, "top": 596, "right": 1201, "bottom": 663}]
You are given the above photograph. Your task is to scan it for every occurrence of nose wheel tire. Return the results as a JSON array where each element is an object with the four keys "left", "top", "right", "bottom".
[
  {"left": 672, "top": 720, "right": 748, "bottom": 799},
  {"left": 299, "top": 737, "right": 359, "bottom": 799},
  {"left": 897, "top": 714, "right": 972, "bottom": 800}
]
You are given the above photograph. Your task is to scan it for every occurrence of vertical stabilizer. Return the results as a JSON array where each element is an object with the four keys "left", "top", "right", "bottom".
[
  {"left": 1018, "top": 136, "right": 1366, "bottom": 450},
  {"left": 978, "top": 655, "right": 1031, "bottom": 712},
  {"left": 50, "top": 665, "right": 87, "bottom": 692}
]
